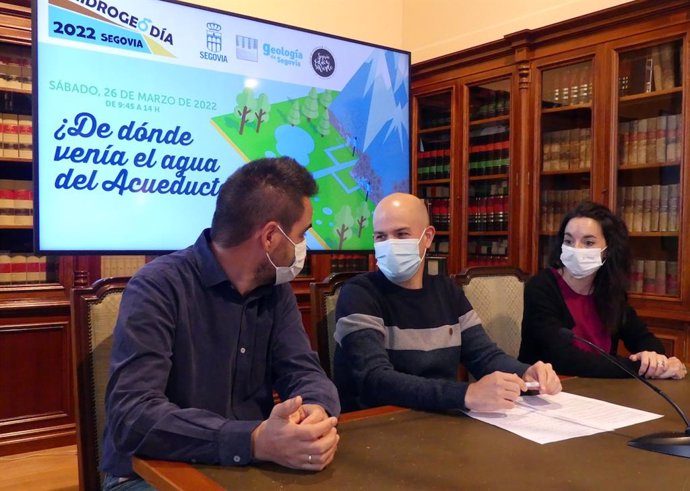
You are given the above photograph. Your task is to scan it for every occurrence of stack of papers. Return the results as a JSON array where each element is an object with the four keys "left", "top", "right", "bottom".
[{"left": 467, "top": 391, "right": 662, "bottom": 444}]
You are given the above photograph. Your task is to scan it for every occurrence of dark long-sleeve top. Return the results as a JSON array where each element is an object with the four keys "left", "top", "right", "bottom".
[
  {"left": 101, "top": 229, "right": 339, "bottom": 477},
  {"left": 333, "top": 271, "right": 528, "bottom": 413},
  {"left": 518, "top": 268, "right": 664, "bottom": 377}
]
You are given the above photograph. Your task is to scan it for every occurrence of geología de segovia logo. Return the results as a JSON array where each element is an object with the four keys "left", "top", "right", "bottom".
[
  {"left": 311, "top": 47, "right": 335, "bottom": 78},
  {"left": 200, "top": 22, "right": 228, "bottom": 62},
  {"left": 262, "top": 42, "right": 302, "bottom": 67}
]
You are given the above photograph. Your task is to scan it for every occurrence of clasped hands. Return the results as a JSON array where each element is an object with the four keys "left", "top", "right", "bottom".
[
  {"left": 251, "top": 395, "right": 339, "bottom": 471},
  {"left": 465, "top": 361, "right": 562, "bottom": 412}
]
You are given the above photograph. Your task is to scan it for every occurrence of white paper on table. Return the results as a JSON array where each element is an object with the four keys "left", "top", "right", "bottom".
[{"left": 465, "top": 391, "right": 663, "bottom": 444}]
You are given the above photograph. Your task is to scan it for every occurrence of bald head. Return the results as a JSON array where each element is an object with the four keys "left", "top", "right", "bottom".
[{"left": 373, "top": 193, "right": 431, "bottom": 241}]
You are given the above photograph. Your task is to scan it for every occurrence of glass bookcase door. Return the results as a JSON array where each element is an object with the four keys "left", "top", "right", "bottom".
[
  {"left": 616, "top": 40, "right": 683, "bottom": 298},
  {"left": 538, "top": 60, "right": 593, "bottom": 268},
  {"left": 466, "top": 79, "right": 510, "bottom": 267},
  {"left": 0, "top": 43, "right": 60, "bottom": 287},
  {"left": 415, "top": 90, "right": 452, "bottom": 270}
]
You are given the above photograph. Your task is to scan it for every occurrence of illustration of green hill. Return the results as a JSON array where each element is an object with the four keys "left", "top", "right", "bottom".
[{"left": 211, "top": 88, "right": 375, "bottom": 250}]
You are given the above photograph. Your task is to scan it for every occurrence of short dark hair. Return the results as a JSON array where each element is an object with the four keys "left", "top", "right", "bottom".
[
  {"left": 210, "top": 157, "right": 317, "bottom": 247},
  {"left": 548, "top": 200, "right": 631, "bottom": 333}
]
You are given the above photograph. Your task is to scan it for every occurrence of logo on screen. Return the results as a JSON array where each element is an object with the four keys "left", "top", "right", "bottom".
[
  {"left": 200, "top": 22, "right": 228, "bottom": 62},
  {"left": 236, "top": 35, "right": 258, "bottom": 62},
  {"left": 311, "top": 48, "right": 335, "bottom": 78},
  {"left": 206, "top": 22, "right": 222, "bottom": 52},
  {"left": 262, "top": 43, "right": 302, "bottom": 67}
]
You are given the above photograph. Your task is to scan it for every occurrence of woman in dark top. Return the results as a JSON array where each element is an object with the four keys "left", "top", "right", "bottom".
[{"left": 519, "top": 201, "right": 686, "bottom": 379}]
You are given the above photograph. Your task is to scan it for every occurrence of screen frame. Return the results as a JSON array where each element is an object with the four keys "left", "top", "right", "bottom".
[{"left": 32, "top": 0, "right": 411, "bottom": 255}]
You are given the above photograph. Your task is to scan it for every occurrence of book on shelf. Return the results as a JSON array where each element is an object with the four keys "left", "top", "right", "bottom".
[
  {"left": 628, "top": 119, "right": 639, "bottom": 165},
  {"left": 10, "top": 253, "right": 26, "bottom": 283},
  {"left": 640, "top": 185, "right": 652, "bottom": 232},
  {"left": 5, "top": 58, "right": 22, "bottom": 90},
  {"left": 2, "top": 113, "right": 19, "bottom": 158},
  {"left": 630, "top": 259, "right": 678, "bottom": 296},
  {"left": 26, "top": 255, "right": 41, "bottom": 283},
  {"left": 650, "top": 184, "right": 660, "bottom": 232},
  {"left": 17, "top": 114, "right": 31, "bottom": 159},
  {"left": 542, "top": 129, "right": 591, "bottom": 171},
  {"left": 13, "top": 179, "right": 32, "bottom": 226},
  {"left": 0, "top": 179, "right": 14, "bottom": 226},
  {"left": 631, "top": 186, "right": 644, "bottom": 232},
  {"left": 645, "top": 117, "right": 657, "bottom": 165},
  {"left": 656, "top": 115, "right": 667, "bottom": 163},
  {"left": 630, "top": 259, "right": 644, "bottom": 293},
  {"left": 668, "top": 183, "right": 679, "bottom": 231},
  {"left": 650, "top": 46, "right": 663, "bottom": 92},
  {"left": 666, "top": 114, "right": 681, "bottom": 164},
  {"left": 658, "top": 184, "right": 669, "bottom": 231},
  {"left": 0, "top": 254, "right": 49, "bottom": 285},
  {"left": 636, "top": 118, "right": 647, "bottom": 164},
  {"left": 620, "top": 184, "right": 679, "bottom": 233},
  {"left": 657, "top": 43, "right": 675, "bottom": 90},
  {"left": 19, "top": 57, "right": 31, "bottom": 91},
  {"left": 642, "top": 259, "right": 656, "bottom": 293},
  {"left": 0, "top": 253, "right": 9, "bottom": 284}
]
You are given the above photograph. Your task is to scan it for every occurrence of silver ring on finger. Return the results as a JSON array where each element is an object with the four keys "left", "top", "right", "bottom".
[{"left": 308, "top": 455, "right": 312, "bottom": 464}]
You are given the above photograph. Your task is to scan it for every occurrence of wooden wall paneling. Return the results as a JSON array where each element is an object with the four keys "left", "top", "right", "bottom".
[
  {"left": 0, "top": 308, "right": 75, "bottom": 456},
  {"left": 638, "top": 317, "right": 689, "bottom": 361}
]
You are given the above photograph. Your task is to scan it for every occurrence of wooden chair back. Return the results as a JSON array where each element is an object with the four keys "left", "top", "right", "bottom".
[
  {"left": 71, "top": 277, "right": 129, "bottom": 491},
  {"left": 453, "top": 266, "right": 530, "bottom": 358},
  {"left": 310, "top": 272, "right": 364, "bottom": 377}
]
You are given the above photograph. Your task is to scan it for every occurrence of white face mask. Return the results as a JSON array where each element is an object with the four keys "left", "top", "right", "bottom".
[
  {"left": 374, "top": 230, "right": 427, "bottom": 284},
  {"left": 560, "top": 244, "right": 606, "bottom": 279},
  {"left": 266, "top": 225, "right": 307, "bottom": 285}
]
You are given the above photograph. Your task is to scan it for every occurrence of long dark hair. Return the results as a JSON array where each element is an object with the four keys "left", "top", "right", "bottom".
[{"left": 549, "top": 200, "right": 631, "bottom": 333}]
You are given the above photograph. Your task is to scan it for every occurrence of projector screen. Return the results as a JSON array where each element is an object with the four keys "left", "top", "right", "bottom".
[{"left": 33, "top": 0, "right": 410, "bottom": 253}]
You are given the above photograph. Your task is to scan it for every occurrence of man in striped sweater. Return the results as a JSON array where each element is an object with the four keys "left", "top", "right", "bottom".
[{"left": 334, "top": 193, "right": 561, "bottom": 413}]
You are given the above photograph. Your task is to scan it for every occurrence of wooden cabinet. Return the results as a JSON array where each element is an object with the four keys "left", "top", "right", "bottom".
[
  {"left": 412, "top": 0, "right": 690, "bottom": 358},
  {"left": 0, "top": 1, "right": 78, "bottom": 456}
]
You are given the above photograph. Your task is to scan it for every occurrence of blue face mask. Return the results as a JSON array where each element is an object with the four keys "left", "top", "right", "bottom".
[{"left": 374, "top": 230, "right": 427, "bottom": 284}]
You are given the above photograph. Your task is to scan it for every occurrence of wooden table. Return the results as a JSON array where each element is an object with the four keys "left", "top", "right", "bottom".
[{"left": 134, "top": 377, "right": 690, "bottom": 490}]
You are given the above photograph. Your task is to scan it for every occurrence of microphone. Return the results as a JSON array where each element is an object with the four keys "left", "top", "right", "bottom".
[{"left": 561, "top": 328, "right": 690, "bottom": 459}]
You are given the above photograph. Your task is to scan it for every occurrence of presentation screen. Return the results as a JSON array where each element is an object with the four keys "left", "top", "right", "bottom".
[{"left": 34, "top": 0, "right": 410, "bottom": 253}]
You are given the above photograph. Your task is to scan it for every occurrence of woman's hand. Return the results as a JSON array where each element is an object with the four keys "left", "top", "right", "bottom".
[{"left": 629, "top": 352, "right": 686, "bottom": 379}]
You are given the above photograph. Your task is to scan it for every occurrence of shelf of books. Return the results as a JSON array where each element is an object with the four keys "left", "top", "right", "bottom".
[
  {"left": 538, "top": 60, "right": 593, "bottom": 268},
  {"left": 466, "top": 79, "right": 511, "bottom": 267},
  {"left": 0, "top": 43, "right": 59, "bottom": 288},
  {"left": 616, "top": 40, "right": 682, "bottom": 298},
  {"left": 415, "top": 90, "right": 452, "bottom": 269}
]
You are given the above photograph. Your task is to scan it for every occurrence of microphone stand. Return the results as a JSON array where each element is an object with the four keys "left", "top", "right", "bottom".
[{"left": 570, "top": 332, "right": 690, "bottom": 458}]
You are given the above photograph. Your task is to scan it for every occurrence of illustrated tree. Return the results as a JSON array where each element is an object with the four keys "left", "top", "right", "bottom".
[
  {"left": 334, "top": 205, "right": 354, "bottom": 249},
  {"left": 302, "top": 88, "right": 320, "bottom": 122},
  {"left": 234, "top": 88, "right": 256, "bottom": 135},
  {"left": 317, "top": 113, "right": 330, "bottom": 137},
  {"left": 355, "top": 201, "right": 371, "bottom": 237},
  {"left": 319, "top": 89, "right": 333, "bottom": 108},
  {"left": 287, "top": 100, "right": 301, "bottom": 126},
  {"left": 254, "top": 93, "right": 271, "bottom": 133}
]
